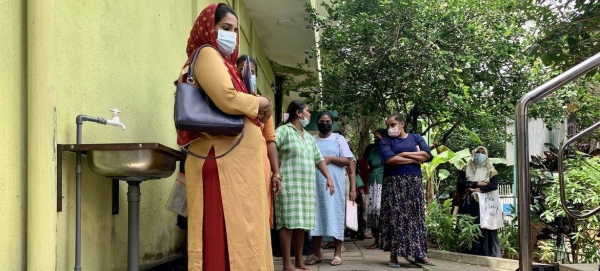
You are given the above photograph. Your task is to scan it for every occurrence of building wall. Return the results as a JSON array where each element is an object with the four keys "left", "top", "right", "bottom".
[
  {"left": 0, "top": 0, "right": 27, "bottom": 270},
  {"left": 1, "top": 0, "right": 277, "bottom": 270},
  {"left": 505, "top": 119, "right": 567, "bottom": 166}
]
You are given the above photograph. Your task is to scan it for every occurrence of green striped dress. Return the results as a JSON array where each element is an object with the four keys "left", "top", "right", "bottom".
[{"left": 275, "top": 123, "right": 324, "bottom": 230}]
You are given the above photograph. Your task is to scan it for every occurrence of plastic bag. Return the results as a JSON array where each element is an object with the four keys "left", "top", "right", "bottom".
[
  {"left": 345, "top": 200, "right": 358, "bottom": 231},
  {"left": 475, "top": 190, "right": 503, "bottom": 230},
  {"left": 166, "top": 173, "right": 187, "bottom": 217}
]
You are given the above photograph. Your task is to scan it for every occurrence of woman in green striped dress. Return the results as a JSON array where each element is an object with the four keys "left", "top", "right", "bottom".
[{"left": 275, "top": 100, "right": 334, "bottom": 271}]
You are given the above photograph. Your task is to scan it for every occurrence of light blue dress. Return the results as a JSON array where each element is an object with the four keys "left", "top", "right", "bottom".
[{"left": 310, "top": 133, "right": 351, "bottom": 241}]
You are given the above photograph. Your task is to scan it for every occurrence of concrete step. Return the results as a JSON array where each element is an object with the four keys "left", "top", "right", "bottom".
[
  {"left": 560, "top": 264, "right": 600, "bottom": 271},
  {"left": 421, "top": 258, "right": 513, "bottom": 271}
]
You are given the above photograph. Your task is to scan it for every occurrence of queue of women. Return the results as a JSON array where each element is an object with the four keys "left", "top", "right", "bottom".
[{"left": 176, "top": 3, "right": 501, "bottom": 270}]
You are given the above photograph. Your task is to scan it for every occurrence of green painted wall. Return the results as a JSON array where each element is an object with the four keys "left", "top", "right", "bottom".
[{"left": 0, "top": 0, "right": 27, "bottom": 270}]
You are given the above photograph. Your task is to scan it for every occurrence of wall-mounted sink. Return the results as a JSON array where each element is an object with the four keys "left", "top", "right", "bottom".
[
  {"left": 86, "top": 143, "right": 181, "bottom": 181},
  {"left": 56, "top": 143, "right": 185, "bottom": 211},
  {"left": 56, "top": 142, "right": 185, "bottom": 271}
]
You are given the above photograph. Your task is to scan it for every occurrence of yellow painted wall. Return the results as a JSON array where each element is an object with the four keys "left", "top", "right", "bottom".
[
  {"left": 0, "top": 1, "right": 27, "bottom": 270},
  {"left": 53, "top": 0, "right": 277, "bottom": 270},
  {"left": 0, "top": 0, "right": 277, "bottom": 270}
]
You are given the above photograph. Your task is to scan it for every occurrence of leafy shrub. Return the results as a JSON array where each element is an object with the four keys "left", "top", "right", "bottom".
[{"left": 426, "top": 199, "right": 482, "bottom": 252}]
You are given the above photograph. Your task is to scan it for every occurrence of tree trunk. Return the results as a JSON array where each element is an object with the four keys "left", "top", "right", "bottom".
[
  {"left": 357, "top": 116, "right": 372, "bottom": 158},
  {"left": 425, "top": 176, "right": 435, "bottom": 203}
]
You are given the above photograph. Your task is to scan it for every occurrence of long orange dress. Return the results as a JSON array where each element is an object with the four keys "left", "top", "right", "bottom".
[
  {"left": 261, "top": 117, "right": 276, "bottom": 228},
  {"left": 184, "top": 47, "right": 273, "bottom": 270}
]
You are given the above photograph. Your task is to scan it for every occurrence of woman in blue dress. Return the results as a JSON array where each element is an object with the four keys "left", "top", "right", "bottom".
[{"left": 305, "top": 111, "right": 356, "bottom": 266}]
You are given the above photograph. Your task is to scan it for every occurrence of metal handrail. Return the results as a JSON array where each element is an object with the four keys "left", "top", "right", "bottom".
[
  {"left": 515, "top": 52, "right": 600, "bottom": 271},
  {"left": 557, "top": 120, "right": 600, "bottom": 219}
]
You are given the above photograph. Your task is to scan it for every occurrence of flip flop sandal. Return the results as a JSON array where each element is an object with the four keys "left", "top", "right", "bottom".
[
  {"left": 365, "top": 244, "right": 380, "bottom": 249},
  {"left": 330, "top": 256, "right": 343, "bottom": 266},
  {"left": 304, "top": 254, "right": 322, "bottom": 265},
  {"left": 388, "top": 261, "right": 402, "bottom": 268}
]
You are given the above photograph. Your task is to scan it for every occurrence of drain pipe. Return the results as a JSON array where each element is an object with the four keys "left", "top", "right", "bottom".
[{"left": 27, "top": 0, "right": 58, "bottom": 269}]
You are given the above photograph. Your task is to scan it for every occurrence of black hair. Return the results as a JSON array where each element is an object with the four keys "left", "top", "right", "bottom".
[
  {"left": 236, "top": 55, "right": 258, "bottom": 75},
  {"left": 284, "top": 100, "right": 307, "bottom": 124},
  {"left": 215, "top": 3, "right": 238, "bottom": 24},
  {"left": 374, "top": 128, "right": 388, "bottom": 137},
  {"left": 316, "top": 111, "right": 334, "bottom": 122},
  {"left": 387, "top": 113, "right": 405, "bottom": 123},
  {"left": 362, "top": 143, "right": 376, "bottom": 160}
]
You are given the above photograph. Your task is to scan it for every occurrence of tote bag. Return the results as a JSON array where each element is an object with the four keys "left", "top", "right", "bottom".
[{"left": 475, "top": 190, "right": 504, "bottom": 230}]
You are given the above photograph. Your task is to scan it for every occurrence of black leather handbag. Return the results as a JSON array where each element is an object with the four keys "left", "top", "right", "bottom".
[{"left": 174, "top": 45, "right": 244, "bottom": 159}]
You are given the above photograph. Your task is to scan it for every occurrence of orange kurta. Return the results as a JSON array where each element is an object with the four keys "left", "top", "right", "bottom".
[
  {"left": 184, "top": 47, "right": 273, "bottom": 271},
  {"left": 261, "top": 117, "right": 276, "bottom": 228}
]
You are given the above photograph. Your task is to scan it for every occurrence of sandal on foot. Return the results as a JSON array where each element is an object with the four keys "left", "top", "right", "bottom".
[
  {"left": 304, "top": 254, "right": 322, "bottom": 265},
  {"left": 330, "top": 256, "right": 342, "bottom": 266},
  {"left": 416, "top": 258, "right": 436, "bottom": 266},
  {"left": 365, "top": 243, "right": 380, "bottom": 249},
  {"left": 388, "top": 261, "right": 402, "bottom": 268}
]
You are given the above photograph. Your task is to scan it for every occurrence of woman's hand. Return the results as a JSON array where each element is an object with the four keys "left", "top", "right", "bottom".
[
  {"left": 326, "top": 178, "right": 335, "bottom": 195},
  {"left": 271, "top": 176, "right": 281, "bottom": 197},
  {"left": 258, "top": 96, "right": 272, "bottom": 123},
  {"left": 349, "top": 189, "right": 357, "bottom": 201},
  {"left": 477, "top": 181, "right": 487, "bottom": 187},
  {"left": 468, "top": 188, "right": 481, "bottom": 193}
]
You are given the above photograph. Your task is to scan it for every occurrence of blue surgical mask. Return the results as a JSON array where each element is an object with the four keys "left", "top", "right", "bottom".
[
  {"left": 473, "top": 153, "right": 487, "bottom": 164},
  {"left": 216, "top": 29, "right": 237, "bottom": 57},
  {"left": 299, "top": 115, "right": 310, "bottom": 127}
]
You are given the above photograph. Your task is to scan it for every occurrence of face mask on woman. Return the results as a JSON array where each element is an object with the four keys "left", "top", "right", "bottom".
[
  {"left": 473, "top": 153, "right": 487, "bottom": 164},
  {"left": 388, "top": 127, "right": 400, "bottom": 137},
  {"left": 317, "top": 123, "right": 332, "bottom": 134},
  {"left": 299, "top": 115, "right": 310, "bottom": 127},
  {"left": 216, "top": 29, "right": 237, "bottom": 56},
  {"left": 250, "top": 75, "right": 257, "bottom": 92}
]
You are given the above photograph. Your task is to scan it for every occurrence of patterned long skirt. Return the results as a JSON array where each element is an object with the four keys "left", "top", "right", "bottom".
[
  {"left": 380, "top": 175, "right": 428, "bottom": 258},
  {"left": 366, "top": 183, "right": 383, "bottom": 229}
]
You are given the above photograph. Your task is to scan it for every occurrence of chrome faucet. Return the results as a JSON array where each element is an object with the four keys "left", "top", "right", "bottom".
[{"left": 106, "top": 109, "right": 126, "bottom": 130}]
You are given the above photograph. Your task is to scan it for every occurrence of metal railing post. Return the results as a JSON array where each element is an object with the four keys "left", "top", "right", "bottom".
[{"left": 515, "top": 52, "right": 600, "bottom": 271}]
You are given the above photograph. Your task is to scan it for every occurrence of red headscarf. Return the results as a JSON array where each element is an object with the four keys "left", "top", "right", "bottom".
[{"left": 177, "top": 3, "right": 260, "bottom": 146}]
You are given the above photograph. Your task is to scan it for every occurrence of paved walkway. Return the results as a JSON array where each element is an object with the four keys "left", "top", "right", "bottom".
[{"left": 274, "top": 239, "right": 513, "bottom": 271}]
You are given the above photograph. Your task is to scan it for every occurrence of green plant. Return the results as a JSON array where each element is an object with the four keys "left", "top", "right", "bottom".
[
  {"left": 540, "top": 154, "right": 600, "bottom": 263},
  {"left": 498, "top": 205, "right": 519, "bottom": 258},
  {"left": 426, "top": 199, "right": 482, "bottom": 252}
]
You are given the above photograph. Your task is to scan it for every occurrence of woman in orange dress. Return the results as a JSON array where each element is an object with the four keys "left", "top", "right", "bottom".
[
  {"left": 236, "top": 55, "right": 282, "bottom": 228},
  {"left": 176, "top": 3, "right": 273, "bottom": 270}
]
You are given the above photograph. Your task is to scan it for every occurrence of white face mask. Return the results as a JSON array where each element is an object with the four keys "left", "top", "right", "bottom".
[
  {"left": 388, "top": 127, "right": 400, "bottom": 137},
  {"left": 250, "top": 75, "right": 257, "bottom": 92},
  {"left": 216, "top": 29, "right": 237, "bottom": 56},
  {"left": 299, "top": 115, "right": 310, "bottom": 127}
]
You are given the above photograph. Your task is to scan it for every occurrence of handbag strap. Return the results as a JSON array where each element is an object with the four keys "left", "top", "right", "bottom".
[
  {"left": 180, "top": 44, "right": 244, "bottom": 160},
  {"left": 186, "top": 45, "right": 213, "bottom": 85},
  {"left": 180, "top": 130, "right": 244, "bottom": 160}
]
